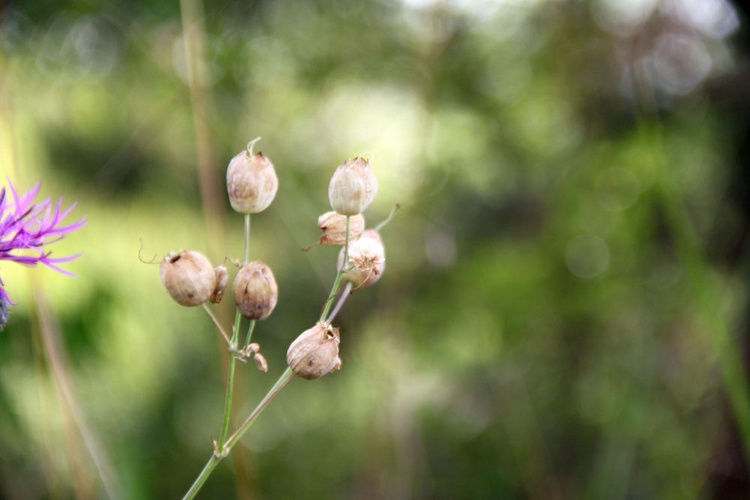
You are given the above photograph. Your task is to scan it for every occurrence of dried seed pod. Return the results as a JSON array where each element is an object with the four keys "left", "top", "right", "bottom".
[
  {"left": 233, "top": 260, "right": 278, "bottom": 320},
  {"left": 287, "top": 322, "right": 342, "bottom": 380},
  {"left": 160, "top": 250, "right": 216, "bottom": 306},
  {"left": 226, "top": 140, "right": 279, "bottom": 214},
  {"left": 317, "top": 211, "right": 365, "bottom": 245},
  {"left": 338, "top": 229, "right": 385, "bottom": 288},
  {"left": 210, "top": 265, "right": 229, "bottom": 304},
  {"left": 253, "top": 352, "right": 268, "bottom": 372},
  {"left": 328, "top": 156, "right": 378, "bottom": 216}
]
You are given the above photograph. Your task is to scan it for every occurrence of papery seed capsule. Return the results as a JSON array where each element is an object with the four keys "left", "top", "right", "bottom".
[
  {"left": 226, "top": 141, "right": 279, "bottom": 214},
  {"left": 338, "top": 229, "right": 385, "bottom": 288},
  {"left": 317, "top": 211, "right": 365, "bottom": 245},
  {"left": 233, "top": 260, "right": 278, "bottom": 320},
  {"left": 210, "top": 265, "right": 229, "bottom": 304},
  {"left": 287, "top": 322, "right": 342, "bottom": 380},
  {"left": 328, "top": 156, "right": 378, "bottom": 216},
  {"left": 160, "top": 250, "right": 216, "bottom": 307},
  {"left": 253, "top": 352, "right": 268, "bottom": 372}
]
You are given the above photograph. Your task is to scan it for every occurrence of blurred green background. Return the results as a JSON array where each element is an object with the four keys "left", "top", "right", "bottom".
[{"left": 2, "top": 0, "right": 750, "bottom": 498}]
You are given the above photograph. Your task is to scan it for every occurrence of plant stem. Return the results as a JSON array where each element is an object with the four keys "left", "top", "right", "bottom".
[
  {"left": 320, "top": 216, "right": 351, "bottom": 322},
  {"left": 243, "top": 214, "right": 251, "bottom": 263},
  {"left": 644, "top": 122, "right": 750, "bottom": 456},
  {"left": 327, "top": 282, "right": 352, "bottom": 324},
  {"left": 218, "top": 214, "right": 251, "bottom": 451},
  {"left": 183, "top": 368, "right": 294, "bottom": 500},
  {"left": 224, "top": 368, "right": 294, "bottom": 450},
  {"left": 202, "top": 303, "right": 232, "bottom": 346},
  {"left": 218, "top": 312, "right": 241, "bottom": 446},
  {"left": 183, "top": 452, "right": 220, "bottom": 500},
  {"left": 244, "top": 319, "right": 257, "bottom": 348}
]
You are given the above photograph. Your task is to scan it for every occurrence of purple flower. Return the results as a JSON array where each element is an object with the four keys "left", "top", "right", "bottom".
[{"left": 0, "top": 179, "right": 85, "bottom": 305}]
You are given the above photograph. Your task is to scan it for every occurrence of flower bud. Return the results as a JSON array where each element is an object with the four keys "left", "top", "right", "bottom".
[
  {"left": 226, "top": 142, "right": 279, "bottom": 214},
  {"left": 328, "top": 156, "right": 378, "bottom": 215},
  {"left": 317, "top": 211, "right": 365, "bottom": 245},
  {"left": 233, "top": 260, "right": 278, "bottom": 320},
  {"left": 287, "top": 322, "right": 342, "bottom": 380},
  {"left": 160, "top": 250, "right": 216, "bottom": 306},
  {"left": 209, "top": 265, "right": 228, "bottom": 304},
  {"left": 338, "top": 229, "right": 385, "bottom": 288}
]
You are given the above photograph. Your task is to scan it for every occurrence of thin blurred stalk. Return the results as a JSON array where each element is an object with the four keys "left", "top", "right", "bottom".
[
  {"left": 179, "top": 1, "right": 255, "bottom": 495},
  {"left": 630, "top": 57, "right": 750, "bottom": 458},
  {"left": 645, "top": 121, "right": 750, "bottom": 454},
  {"left": 33, "top": 286, "right": 119, "bottom": 499},
  {"left": 179, "top": 0, "right": 223, "bottom": 258},
  {"left": 1, "top": 49, "right": 117, "bottom": 498}
]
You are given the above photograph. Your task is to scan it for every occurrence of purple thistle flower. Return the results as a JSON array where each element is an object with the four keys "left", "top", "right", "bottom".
[{"left": 0, "top": 179, "right": 86, "bottom": 306}]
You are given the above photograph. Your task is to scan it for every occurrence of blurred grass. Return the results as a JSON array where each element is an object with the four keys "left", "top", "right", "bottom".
[{"left": 1, "top": 0, "right": 749, "bottom": 498}]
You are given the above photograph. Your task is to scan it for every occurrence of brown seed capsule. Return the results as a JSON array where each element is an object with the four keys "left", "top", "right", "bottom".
[
  {"left": 209, "top": 265, "right": 229, "bottom": 304},
  {"left": 328, "top": 156, "right": 378, "bottom": 216},
  {"left": 338, "top": 229, "right": 385, "bottom": 288},
  {"left": 233, "top": 260, "right": 278, "bottom": 320},
  {"left": 253, "top": 352, "right": 268, "bottom": 372},
  {"left": 160, "top": 250, "right": 216, "bottom": 306},
  {"left": 317, "top": 211, "right": 365, "bottom": 245},
  {"left": 226, "top": 141, "right": 279, "bottom": 214},
  {"left": 287, "top": 322, "right": 342, "bottom": 379}
]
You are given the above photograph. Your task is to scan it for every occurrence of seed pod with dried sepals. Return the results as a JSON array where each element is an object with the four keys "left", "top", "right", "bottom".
[
  {"left": 338, "top": 229, "right": 385, "bottom": 288},
  {"left": 317, "top": 211, "right": 365, "bottom": 245},
  {"left": 328, "top": 156, "right": 378, "bottom": 216},
  {"left": 287, "top": 322, "right": 342, "bottom": 380},
  {"left": 226, "top": 138, "right": 279, "bottom": 214},
  {"left": 209, "top": 265, "right": 229, "bottom": 304},
  {"left": 233, "top": 260, "right": 278, "bottom": 320},
  {"left": 160, "top": 250, "right": 217, "bottom": 306}
]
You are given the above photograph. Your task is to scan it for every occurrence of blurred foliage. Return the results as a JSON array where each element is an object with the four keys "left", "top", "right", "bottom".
[{"left": 1, "top": 0, "right": 750, "bottom": 498}]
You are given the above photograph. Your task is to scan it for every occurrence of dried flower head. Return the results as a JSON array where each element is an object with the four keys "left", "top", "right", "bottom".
[
  {"left": 317, "top": 211, "right": 365, "bottom": 246},
  {"left": 0, "top": 179, "right": 85, "bottom": 304},
  {"left": 338, "top": 229, "right": 385, "bottom": 288},
  {"left": 233, "top": 260, "right": 278, "bottom": 320},
  {"left": 226, "top": 139, "right": 279, "bottom": 214},
  {"left": 160, "top": 250, "right": 217, "bottom": 307},
  {"left": 287, "top": 322, "right": 342, "bottom": 379},
  {"left": 328, "top": 156, "right": 378, "bottom": 216}
]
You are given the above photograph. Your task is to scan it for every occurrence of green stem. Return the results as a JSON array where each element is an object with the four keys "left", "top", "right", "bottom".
[
  {"left": 218, "top": 312, "right": 241, "bottom": 446},
  {"left": 218, "top": 214, "right": 252, "bottom": 451},
  {"left": 244, "top": 214, "right": 251, "bottom": 263},
  {"left": 183, "top": 452, "right": 221, "bottom": 500},
  {"left": 342, "top": 215, "right": 351, "bottom": 268},
  {"left": 183, "top": 368, "right": 295, "bottom": 500},
  {"left": 244, "top": 319, "right": 257, "bottom": 348},
  {"left": 327, "top": 282, "right": 352, "bottom": 323},
  {"left": 319, "top": 216, "right": 351, "bottom": 322},
  {"left": 224, "top": 368, "right": 295, "bottom": 449},
  {"left": 201, "top": 303, "right": 232, "bottom": 346}
]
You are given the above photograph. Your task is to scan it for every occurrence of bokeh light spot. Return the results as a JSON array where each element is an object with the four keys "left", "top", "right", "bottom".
[{"left": 565, "top": 234, "right": 610, "bottom": 279}]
